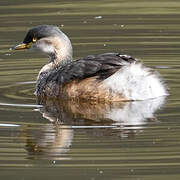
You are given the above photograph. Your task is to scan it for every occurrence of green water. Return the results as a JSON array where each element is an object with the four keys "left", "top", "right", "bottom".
[{"left": 0, "top": 0, "right": 180, "bottom": 179}]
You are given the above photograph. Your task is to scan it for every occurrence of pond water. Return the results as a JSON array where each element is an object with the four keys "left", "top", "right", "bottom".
[{"left": 0, "top": 0, "right": 180, "bottom": 179}]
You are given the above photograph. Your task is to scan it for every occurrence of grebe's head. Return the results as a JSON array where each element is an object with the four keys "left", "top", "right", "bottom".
[{"left": 14, "top": 25, "right": 73, "bottom": 64}]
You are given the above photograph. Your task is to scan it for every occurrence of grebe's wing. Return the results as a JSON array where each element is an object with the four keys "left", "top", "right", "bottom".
[{"left": 48, "top": 53, "right": 137, "bottom": 84}]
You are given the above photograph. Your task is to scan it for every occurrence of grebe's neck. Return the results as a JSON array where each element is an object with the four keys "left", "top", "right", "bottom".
[
  {"left": 37, "top": 56, "right": 72, "bottom": 81},
  {"left": 37, "top": 34, "right": 73, "bottom": 78},
  {"left": 49, "top": 40, "right": 73, "bottom": 67}
]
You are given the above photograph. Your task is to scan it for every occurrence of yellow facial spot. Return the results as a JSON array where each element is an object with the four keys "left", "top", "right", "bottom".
[
  {"left": 14, "top": 37, "right": 38, "bottom": 50},
  {"left": 27, "top": 42, "right": 33, "bottom": 49},
  {"left": 26, "top": 37, "right": 37, "bottom": 48}
]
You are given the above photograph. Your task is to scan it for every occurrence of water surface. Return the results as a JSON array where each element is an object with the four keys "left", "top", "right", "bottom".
[{"left": 0, "top": 0, "right": 180, "bottom": 179}]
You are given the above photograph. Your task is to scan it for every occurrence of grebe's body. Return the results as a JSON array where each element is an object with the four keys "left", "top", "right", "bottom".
[{"left": 14, "top": 25, "right": 168, "bottom": 101}]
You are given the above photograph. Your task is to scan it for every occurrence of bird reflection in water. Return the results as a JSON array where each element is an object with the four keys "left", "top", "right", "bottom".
[{"left": 25, "top": 96, "right": 166, "bottom": 160}]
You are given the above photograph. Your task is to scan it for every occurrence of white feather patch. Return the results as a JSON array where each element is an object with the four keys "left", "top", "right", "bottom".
[{"left": 103, "top": 62, "right": 168, "bottom": 100}]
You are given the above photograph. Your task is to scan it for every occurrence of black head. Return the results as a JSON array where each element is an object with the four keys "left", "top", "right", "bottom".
[
  {"left": 13, "top": 24, "right": 73, "bottom": 62},
  {"left": 13, "top": 25, "right": 64, "bottom": 50},
  {"left": 23, "top": 25, "right": 62, "bottom": 44}
]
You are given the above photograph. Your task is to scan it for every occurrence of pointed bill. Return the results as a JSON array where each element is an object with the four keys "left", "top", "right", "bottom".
[{"left": 13, "top": 43, "right": 27, "bottom": 50}]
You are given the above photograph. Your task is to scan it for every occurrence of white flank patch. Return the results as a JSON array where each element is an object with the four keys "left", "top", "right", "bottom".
[{"left": 103, "top": 62, "right": 168, "bottom": 100}]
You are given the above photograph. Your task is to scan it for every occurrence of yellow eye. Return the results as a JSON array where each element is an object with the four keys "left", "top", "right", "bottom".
[{"left": 32, "top": 37, "right": 37, "bottom": 42}]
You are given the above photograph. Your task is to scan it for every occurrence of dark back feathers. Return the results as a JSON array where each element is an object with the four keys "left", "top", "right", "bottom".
[{"left": 46, "top": 53, "right": 137, "bottom": 85}]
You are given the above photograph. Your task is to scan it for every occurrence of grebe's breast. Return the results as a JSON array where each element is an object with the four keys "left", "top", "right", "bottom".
[{"left": 36, "top": 53, "right": 167, "bottom": 101}]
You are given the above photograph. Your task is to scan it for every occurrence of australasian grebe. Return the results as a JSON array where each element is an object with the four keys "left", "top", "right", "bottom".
[{"left": 13, "top": 25, "right": 168, "bottom": 101}]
